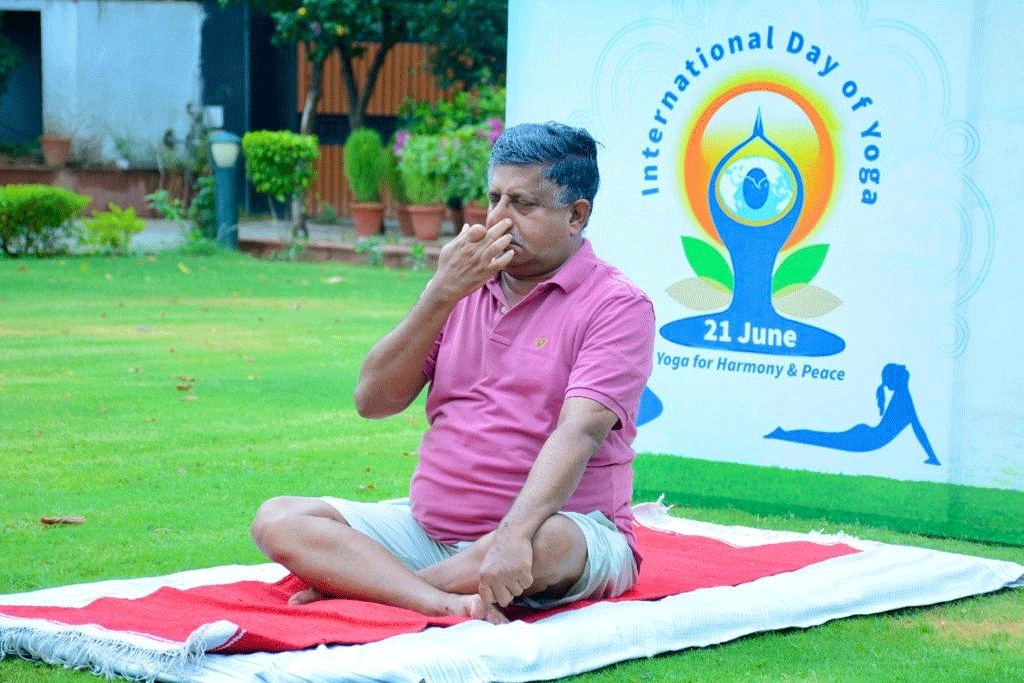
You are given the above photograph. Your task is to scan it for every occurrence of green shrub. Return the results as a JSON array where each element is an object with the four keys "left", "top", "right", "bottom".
[
  {"left": 188, "top": 175, "right": 216, "bottom": 239},
  {"left": 80, "top": 203, "right": 145, "bottom": 254},
  {"left": 241, "top": 130, "right": 320, "bottom": 204},
  {"left": 145, "top": 190, "right": 185, "bottom": 224},
  {"left": 343, "top": 128, "right": 386, "bottom": 203},
  {"left": 354, "top": 234, "right": 385, "bottom": 267},
  {"left": 451, "top": 124, "right": 494, "bottom": 205},
  {"left": 319, "top": 203, "right": 339, "bottom": 224},
  {"left": 171, "top": 230, "right": 225, "bottom": 257},
  {"left": 0, "top": 184, "right": 90, "bottom": 257},
  {"left": 383, "top": 147, "right": 408, "bottom": 204},
  {"left": 398, "top": 85, "right": 506, "bottom": 135},
  {"left": 398, "top": 134, "right": 451, "bottom": 205}
]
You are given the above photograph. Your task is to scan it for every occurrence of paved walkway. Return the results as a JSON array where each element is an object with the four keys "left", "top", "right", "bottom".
[{"left": 133, "top": 217, "right": 457, "bottom": 268}]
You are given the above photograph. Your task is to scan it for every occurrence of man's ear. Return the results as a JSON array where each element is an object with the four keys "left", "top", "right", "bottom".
[{"left": 568, "top": 199, "right": 591, "bottom": 235}]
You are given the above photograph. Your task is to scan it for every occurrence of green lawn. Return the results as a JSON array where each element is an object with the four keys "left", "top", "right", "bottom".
[{"left": 1, "top": 252, "right": 1022, "bottom": 682}]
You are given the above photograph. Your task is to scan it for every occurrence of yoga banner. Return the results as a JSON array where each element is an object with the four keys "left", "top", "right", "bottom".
[{"left": 507, "top": 1, "right": 1023, "bottom": 493}]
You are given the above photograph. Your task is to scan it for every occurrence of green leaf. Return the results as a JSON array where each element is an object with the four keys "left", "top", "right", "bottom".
[
  {"left": 680, "top": 236, "right": 733, "bottom": 291},
  {"left": 772, "top": 244, "right": 829, "bottom": 294},
  {"left": 773, "top": 284, "right": 843, "bottom": 319},
  {"left": 666, "top": 277, "right": 732, "bottom": 311}
]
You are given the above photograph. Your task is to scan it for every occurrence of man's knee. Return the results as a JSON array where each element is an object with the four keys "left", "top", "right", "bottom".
[
  {"left": 251, "top": 496, "right": 346, "bottom": 560},
  {"left": 252, "top": 496, "right": 295, "bottom": 556},
  {"left": 530, "top": 514, "right": 587, "bottom": 590}
]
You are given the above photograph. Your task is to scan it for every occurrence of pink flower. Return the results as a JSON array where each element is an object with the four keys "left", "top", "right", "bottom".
[
  {"left": 486, "top": 118, "right": 504, "bottom": 144},
  {"left": 393, "top": 130, "right": 410, "bottom": 156}
]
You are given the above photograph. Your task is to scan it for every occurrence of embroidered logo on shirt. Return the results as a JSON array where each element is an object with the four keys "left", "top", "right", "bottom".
[{"left": 534, "top": 337, "right": 548, "bottom": 348}]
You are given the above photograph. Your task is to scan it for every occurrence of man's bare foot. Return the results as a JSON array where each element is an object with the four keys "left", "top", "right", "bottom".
[
  {"left": 445, "top": 593, "right": 508, "bottom": 624},
  {"left": 288, "top": 587, "right": 329, "bottom": 605},
  {"left": 290, "top": 585, "right": 507, "bottom": 624}
]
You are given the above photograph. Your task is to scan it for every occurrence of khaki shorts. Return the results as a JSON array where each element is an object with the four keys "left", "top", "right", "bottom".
[{"left": 320, "top": 497, "right": 638, "bottom": 608}]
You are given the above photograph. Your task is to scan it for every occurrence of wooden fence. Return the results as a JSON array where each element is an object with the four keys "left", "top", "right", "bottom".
[{"left": 297, "top": 42, "right": 451, "bottom": 217}]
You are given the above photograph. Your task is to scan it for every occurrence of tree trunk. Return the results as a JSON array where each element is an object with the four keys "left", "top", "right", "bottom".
[
  {"left": 290, "top": 192, "right": 307, "bottom": 239},
  {"left": 300, "top": 56, "right": 324, "bottom": 135},
  {"left": 338, "top": 37, "right": 397, "bottom": 134},
  {"left": 338, "top": 42, "right": 363, "bottom": 131},
  {"left": 292, "top": 49, "right": 326, "bottom": 238}
]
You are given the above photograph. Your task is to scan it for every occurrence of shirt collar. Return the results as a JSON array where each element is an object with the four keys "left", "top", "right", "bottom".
[
  {"left": 485, "top": 238, "right": 598, "bottom": 300},
  {"left": 548, "top": 238, "right": 598, "bottom": 293}
]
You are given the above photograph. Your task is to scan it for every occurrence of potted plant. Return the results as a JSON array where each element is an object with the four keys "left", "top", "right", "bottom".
[
  {"left": 384, "top": 141, "right": 414, "bottom": 237},
  {"left": 455, "top": 123, "right": 497, "bottom": 227},
  {"left": 39, "top": 134, "right": 71, "bottom": 166},
  {"left": 343, "top": 128, "right": 387, "bottom": 237},
  {"left": 40, "top": 108, "right": 76, "bottom": 167},
  {"left": 397, "top": 133, "right": 450, "bottom": 241}
]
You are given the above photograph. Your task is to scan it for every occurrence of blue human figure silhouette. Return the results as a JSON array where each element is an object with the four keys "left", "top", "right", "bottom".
[
  {"left": 765, "top": 364, "right": 940, "bottom": 465},
  {"left": 659, "top": 111, "right": 845, "bottom": 357}
]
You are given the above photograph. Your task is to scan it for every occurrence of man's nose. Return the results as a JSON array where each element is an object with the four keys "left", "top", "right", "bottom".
[{"left": 486, "top": 197, "right": 510, "bottom": 227}]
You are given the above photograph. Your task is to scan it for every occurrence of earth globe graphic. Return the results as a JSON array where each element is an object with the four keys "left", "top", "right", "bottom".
[{"left": 717, "top": 155, "right": 795, "bottom": 225}]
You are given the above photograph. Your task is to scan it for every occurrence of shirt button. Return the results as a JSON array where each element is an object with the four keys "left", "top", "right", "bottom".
[{"left": 500, "top": 306, "right": 509, "bottom": 313}]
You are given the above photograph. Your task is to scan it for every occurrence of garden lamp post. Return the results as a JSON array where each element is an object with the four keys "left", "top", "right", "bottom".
[{"left": 210, "top": 131, "right": 241, "bottom": 249}]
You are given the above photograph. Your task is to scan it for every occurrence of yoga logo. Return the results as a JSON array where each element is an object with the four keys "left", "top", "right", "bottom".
[
  {"left": 637, "top": 386, "right": 663, "bottom": 426},
  {"left": 661, "top": 76, "right": 846, "bottom": 357},
  {"left": 765, "top": 363, "right": 940, "bottom": 465}
]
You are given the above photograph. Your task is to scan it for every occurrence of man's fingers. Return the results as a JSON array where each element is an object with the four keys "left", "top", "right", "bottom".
[
  {"left": 461, "top": 223, "right": 487, "bottom": 242},
  {"left": 480, "top": 583, "right": 512, "bottom": 608},
  {"left": 485, "top": 218, "right": 513, "bottom": 240},
  {"left": 492, "top": 586, "right": 515, "bottom": 608},
  {"left": 484, "top": 233, "right": 514, "bottom": 257},
  {"left": 479, "top": 570, "right": 531, "bottom": 608},
  {"left": 510, "top": 571, "right": 531, "bottom": 598},
  {"left": 490, "top": 249, "right": 515, "bottom": 269}
]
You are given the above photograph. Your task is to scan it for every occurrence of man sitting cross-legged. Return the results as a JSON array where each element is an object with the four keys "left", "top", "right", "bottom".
[{"left": 251, "top": 122, "right": 656, "bottom": 623}]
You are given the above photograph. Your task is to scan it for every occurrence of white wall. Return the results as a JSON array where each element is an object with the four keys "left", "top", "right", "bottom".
[{"left": 0, "top": 0, "right": 204, "bottom": 164}]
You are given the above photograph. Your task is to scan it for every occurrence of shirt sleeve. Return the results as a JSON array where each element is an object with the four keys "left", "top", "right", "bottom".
[
  {"left": 565, "top": 288, "right": 656, "bottom": 429},
  {"left": 421, "top": 327, "right": 444, "bottom": 382}
]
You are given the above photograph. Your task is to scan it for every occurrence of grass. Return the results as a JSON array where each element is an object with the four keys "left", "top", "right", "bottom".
[
  {"left": 1, "top": 252, "right": 1022, "bottom": 682},
  {"left": 635, "top": 454, "right": 1024, "bottom": 546}
]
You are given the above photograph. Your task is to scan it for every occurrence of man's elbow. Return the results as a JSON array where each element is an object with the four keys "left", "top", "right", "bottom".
[
  {"left": 353, "top": 384, "right": 406, "bottom": 419},
  {"left": 354, "top": 386, "right": 385, "bottom": 418}
]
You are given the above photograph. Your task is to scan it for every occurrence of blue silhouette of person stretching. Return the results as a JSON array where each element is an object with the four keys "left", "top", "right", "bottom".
[{"left": 765, "top": 363, "right": 941, "bottom": 465}]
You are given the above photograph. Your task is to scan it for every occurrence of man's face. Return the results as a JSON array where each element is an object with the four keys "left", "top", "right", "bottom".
[{"left": 485, "top": 164, "right": 589, "bottom": 281}]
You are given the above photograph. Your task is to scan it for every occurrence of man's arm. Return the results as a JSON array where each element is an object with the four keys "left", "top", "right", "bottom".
[
  {"left": 477, "top": 396, "right": 618, "bottom": 607},
  {"left": 354, "top": 220, "right": 515, "bottom": 418}
]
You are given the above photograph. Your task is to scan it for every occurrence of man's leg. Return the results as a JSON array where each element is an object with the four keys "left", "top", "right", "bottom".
[
  {"left": 251, "top": 496, "right": 507, "bottom": 623},
  {"left": 417, "top": 513, "right": 588, "bottom": 600}
]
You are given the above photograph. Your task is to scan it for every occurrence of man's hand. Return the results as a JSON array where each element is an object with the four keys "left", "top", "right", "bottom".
[
  {"left": 429, "top": 219, "right": 514, "bottom": 305},
  {"left": 477, "top": 529, "right": 533, "bottom": 608}
]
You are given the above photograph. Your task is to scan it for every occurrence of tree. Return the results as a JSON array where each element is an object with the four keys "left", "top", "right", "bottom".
[
  {"left": 413, "top": 0, "right": 507, "bottom": 90},
  {"left": 252, "top": 0, "right": 507, "bottom": 135}
]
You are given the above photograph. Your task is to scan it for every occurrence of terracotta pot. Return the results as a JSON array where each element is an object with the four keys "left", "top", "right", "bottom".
[
  {"left": 406, "top": 204, "right": 445, "bottom": 241},
  {"left": 351, "top": 201, "right": 385, "bottom": 237},
  {"left": 463, "top": 202, "right": 488, "bottom": 227},
  {"left": 40, "top": 134, "right": 71, "bottom": 167},
  {"left": 394, "top": 203, "right": 415, "bottom": 237}
]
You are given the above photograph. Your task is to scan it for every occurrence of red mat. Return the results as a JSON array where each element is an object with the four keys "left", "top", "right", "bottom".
[{"left": 0, "top": 525, "right": 858, "bottom": 654}]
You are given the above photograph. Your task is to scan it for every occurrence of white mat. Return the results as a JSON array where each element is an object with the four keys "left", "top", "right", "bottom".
[{"left": 3, "top": 503, "right": 1021, "bottom": 682}]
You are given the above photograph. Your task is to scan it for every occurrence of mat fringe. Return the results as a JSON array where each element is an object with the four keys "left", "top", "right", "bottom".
[{"left": 0, "top": 621, "right": 216, "bottom": 682}]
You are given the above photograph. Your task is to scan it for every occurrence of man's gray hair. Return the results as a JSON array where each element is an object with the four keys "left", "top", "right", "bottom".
[{"left": 489, "top": 122, "right": 600, "bottom": 209}]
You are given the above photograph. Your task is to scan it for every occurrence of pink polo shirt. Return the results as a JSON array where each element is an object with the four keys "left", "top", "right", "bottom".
[{"left": 409, "top": 240, "right": 655, "bottom": 559}]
